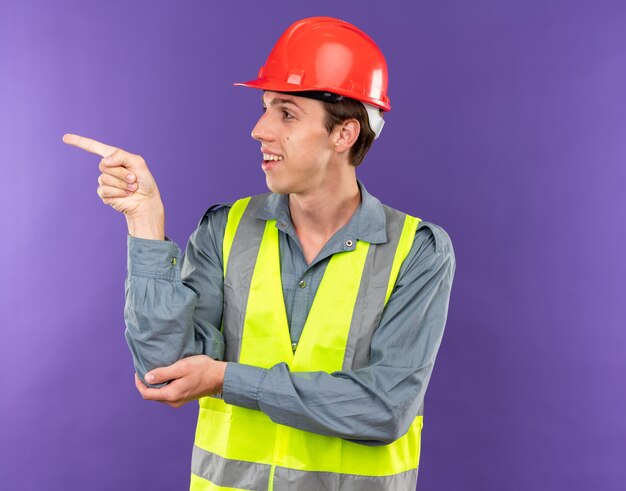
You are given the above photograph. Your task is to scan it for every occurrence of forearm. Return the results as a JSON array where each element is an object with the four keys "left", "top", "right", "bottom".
[{"left": 223, "top": 362, "right": 428, "bottom": 444}]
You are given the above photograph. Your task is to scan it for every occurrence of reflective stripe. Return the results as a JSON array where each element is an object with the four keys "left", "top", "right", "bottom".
[
  {"left": 190, "top": 445, "right": 418, "bottom": 491},
  {"left": 344, "top": 206, "right": 420, "bottom": 370},
  {"left": 274, "top": 466, "right": 419, "bottom": 491},
  {"left": 222, "top": 195, "right": 267, "bottom": 362},
  {"left": 222, "top": 197, "right": 251, "bottom": 277},
  {"left": 190, "top": 445, "right": 270, "bottom": 490},
  {"left": 385, "top": 212, "right": 420, "bottom": 304}
]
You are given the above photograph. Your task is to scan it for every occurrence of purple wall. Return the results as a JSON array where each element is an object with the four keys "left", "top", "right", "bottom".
[{"left": 2, "top": 1, "right": 624, "bottom": 489}]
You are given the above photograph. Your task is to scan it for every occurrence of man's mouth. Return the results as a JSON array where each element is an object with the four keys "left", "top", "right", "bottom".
[{"left": 263, "top": 153, "right": 284, "bottom": 162}]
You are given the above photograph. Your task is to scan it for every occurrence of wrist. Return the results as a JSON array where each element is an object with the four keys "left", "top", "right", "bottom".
[
  {"left": 214, "top": 361, "right": 227, "bottom": 394},
  {"left": 125, "top": 201, "right": 165, "bottom": 240}
]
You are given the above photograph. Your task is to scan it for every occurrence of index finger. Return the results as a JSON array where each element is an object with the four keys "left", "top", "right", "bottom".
[{"left": 62, "top": 133, "right": 118, "bottom": 158}]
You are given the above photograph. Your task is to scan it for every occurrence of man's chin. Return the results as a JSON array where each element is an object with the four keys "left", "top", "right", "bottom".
[{"left": 265, "top": 177, "right": 291, "bottom": 195}]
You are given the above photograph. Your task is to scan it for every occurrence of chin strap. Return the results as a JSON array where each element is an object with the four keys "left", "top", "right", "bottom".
[{"left": 363, "top": 103, "right": 385, "bottom": 139}]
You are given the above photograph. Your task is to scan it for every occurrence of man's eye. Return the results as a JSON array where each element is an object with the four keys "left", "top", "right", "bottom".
[{"left": 282, "top": 111, "right": 294, "bottom": 120}]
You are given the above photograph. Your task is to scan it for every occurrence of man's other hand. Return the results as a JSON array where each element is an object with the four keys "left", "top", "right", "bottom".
[{"left": 134, "top": 355, "right": 227, "bottom": 408}]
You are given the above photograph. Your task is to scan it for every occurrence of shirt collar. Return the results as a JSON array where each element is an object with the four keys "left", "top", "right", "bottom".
[{"left": 251, "top": 180, "right": 387, "bottom": 245}]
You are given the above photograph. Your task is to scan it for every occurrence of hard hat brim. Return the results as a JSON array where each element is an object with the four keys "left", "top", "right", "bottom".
[{"left": 234, "top": 78, "right": 391, "bottom": 112}]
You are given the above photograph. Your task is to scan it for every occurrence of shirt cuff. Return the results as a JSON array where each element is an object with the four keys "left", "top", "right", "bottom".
[
  {"left": 222, "top": 363, "right": 267, "bottom": 411},
  {"left": 127, "top": 235, "right": 182, "bottom": 280}
]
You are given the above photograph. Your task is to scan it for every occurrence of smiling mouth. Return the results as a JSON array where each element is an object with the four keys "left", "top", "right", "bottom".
[{"left": 263, "top": 153, "right": 283, "bottom": 162}]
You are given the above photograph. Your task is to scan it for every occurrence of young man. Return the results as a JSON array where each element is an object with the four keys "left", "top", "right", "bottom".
[{"left": 64, "top": 17, "right": 455, "bottom": 491}]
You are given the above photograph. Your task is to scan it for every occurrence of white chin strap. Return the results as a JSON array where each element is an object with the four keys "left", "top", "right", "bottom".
[{"left": 363, "top": 103, "right": 385, "bottom": 139}]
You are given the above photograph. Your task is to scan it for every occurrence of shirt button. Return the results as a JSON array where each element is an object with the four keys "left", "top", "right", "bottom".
[
  {"left": 345, "top": 239, "right": 354, "bottom": 247},
  {"left": 298, "top": 280, "right": 307, "bottom": 289},
  {"left": 170, "top": 257, "right": 177, "bottom": 266},
  {"left": 291, "top": 342, "right": 298, "bottom": 353}
]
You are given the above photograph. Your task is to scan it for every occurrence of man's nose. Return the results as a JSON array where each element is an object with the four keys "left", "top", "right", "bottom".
[{"left": 251, "top": 112, "right": 273, "bottom": 142}]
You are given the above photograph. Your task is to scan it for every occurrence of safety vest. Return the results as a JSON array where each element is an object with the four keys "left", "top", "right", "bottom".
[{"left": 191, "top": 195, "right": 422, "bottom": 491}]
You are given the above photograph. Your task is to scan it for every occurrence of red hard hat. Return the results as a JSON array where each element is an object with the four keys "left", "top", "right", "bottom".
[{"left": 235, "top": 17, "right": 391, "bottom": 111}]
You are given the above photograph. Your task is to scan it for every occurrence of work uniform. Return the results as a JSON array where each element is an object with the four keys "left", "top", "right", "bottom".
[{"left": 124, "top": 181, "right": 455, "bottom": 490}]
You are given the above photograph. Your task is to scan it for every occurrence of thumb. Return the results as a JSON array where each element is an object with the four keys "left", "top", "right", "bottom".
[{"left": 145, "top": 362, "right": 182, "bottom": 384}]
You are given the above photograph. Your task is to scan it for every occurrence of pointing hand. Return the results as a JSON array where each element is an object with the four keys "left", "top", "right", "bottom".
[{"left": 63, "top": 134, "right": 165, "bottom": 239}]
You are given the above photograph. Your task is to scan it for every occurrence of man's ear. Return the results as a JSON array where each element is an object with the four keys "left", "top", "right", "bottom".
[{"left": 333, "top": 119, "right": 360, "bottom": 154}]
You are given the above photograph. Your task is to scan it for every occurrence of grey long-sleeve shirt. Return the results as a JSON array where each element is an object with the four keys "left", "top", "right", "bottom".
[{"left": 124, "top": 181, "right": 455, "bottom": 445}]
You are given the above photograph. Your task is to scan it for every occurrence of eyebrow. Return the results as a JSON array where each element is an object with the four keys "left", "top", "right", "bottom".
[{"left": 261, "top": 93, "right": 305, "bottom": 112}]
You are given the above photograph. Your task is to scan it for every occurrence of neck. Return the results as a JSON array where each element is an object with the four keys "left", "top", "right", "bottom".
[{"left": 288, "top": 175, "right": 361, "bottom": 240}]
